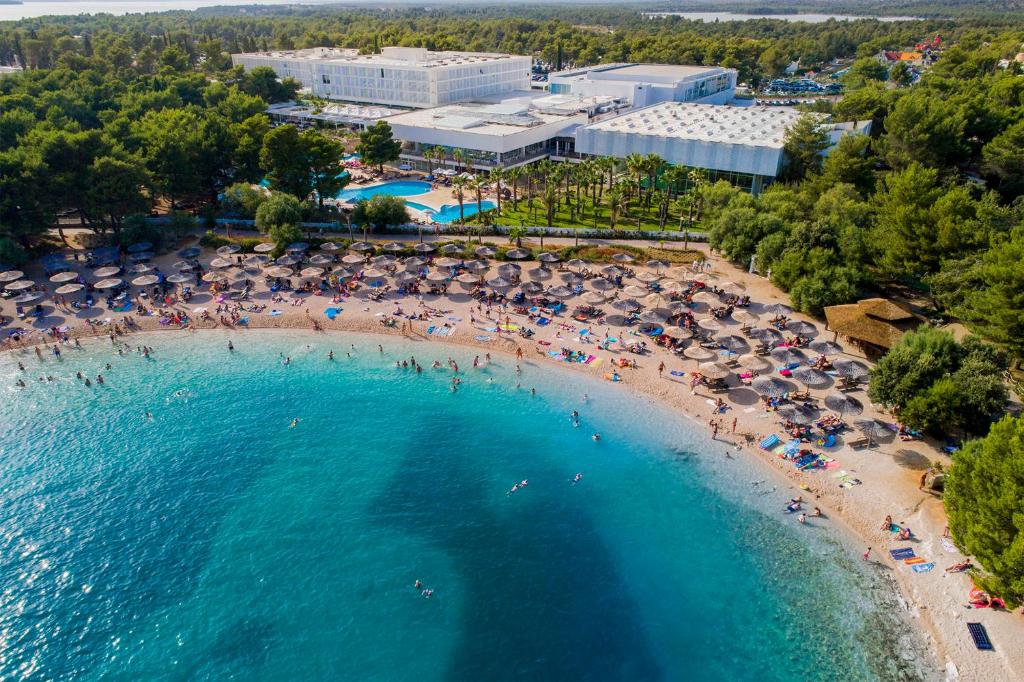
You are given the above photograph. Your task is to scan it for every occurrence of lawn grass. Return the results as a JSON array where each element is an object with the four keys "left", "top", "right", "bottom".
[{"left": 477, "top": 199, "right": 685, "bottom": 233}]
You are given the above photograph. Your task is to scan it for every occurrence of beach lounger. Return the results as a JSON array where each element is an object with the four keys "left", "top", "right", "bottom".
[
  {"left": 847, "top": 437, "right": 869, "bottom": 449},
  {"left": 967, "top": 623, "right": 993, "bottom": 650},
  {"left": 759, "top": 434, "right": 781, "bottom": 450}
]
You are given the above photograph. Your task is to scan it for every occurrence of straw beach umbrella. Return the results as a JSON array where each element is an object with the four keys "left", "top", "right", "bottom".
[
  {"left": 201, "top": 272, "right": 226, "bottom": 283},
  {"left": 475, "top": 245, "right": 496, "bottom": 257},
  {"left": 308, "top": 254, "right": 333, "bottom": 266},
  {"left": 589, "top": 277, "right": 615, "bottom": 291},
  {"left": 11, "top": 291, "right": 44, "bottom": 303},
  {"left": 464, "top": 259, "right": 490, "bottom": 272},
  {"left": 737, "top": 354, "right": 771, "bottom": 371},
  {"left": 764, "top": 303, "right": 792, "bottom": 316},
  {"left": 604, "top": 314, "right": 629, "bottom": 326},
  {"left": 787, "top": 320, "right": 818, "bottom": 336},
  {"left": 771, "top": 347, "right": 806, "bottom": 365},
  {"left": 505, "top": 248, "right": 530, "bottom": 260},
  {"left": 216, "top": 244, "right": 241, "bottom": 255},
  {"left": 611, "top": 253, "right": 634, "bottom": 263},
  {"left": 824, "top": 394, "right": 863, "bottom": 417},
  {"left": 646, "top": 259, "right": 669, "bottom": 271},
  {"left": 435, "top": 257, "right": 460, "bottom": 268},
  {"left": 521, "top": 281, "right": 544, "bottom": 295},
  {"left": 275, "top": 255, "right": 301, "bottom": 266},
  {"left": 733, "top": 310, "right": 759, "bottom": 326},
  {"left": 778, "top": 404, "right": 820, "bottom": 425},
  {"left": 548, "top": 285, "right": 574, "bottom": 299},
  {"left": 700, "top": 362, "right": 732, "bottom": 380},
  {"left": 751, "top": 376, "right": 790, "bottom": 397},
  {"left": 683, "top": 346, "right": 716, "bottom": 363},
  {"left": 854, "top": 419, "right": 894, "bottom": 446},
  {"left": 497, "top": 263, "right": 521, "bottom": 279},
  {"left": 253, "top": 242, "right": 275, "bottom": 253},
  {"left": 622, "top": 285, "right": 648, "bottom": 298},
  {"left": 350, "top": 241, "right": 374, "bottom": 252},
  {"left": 342, "top": 253, "right": 365, "bottom": 265},
  {"left": 55, "top": 283, "right": 84, "bottom": 295},
  {"left": 300, "top": 267, "right": 324, "bottom": 278},
  {"left": 93, "top": 266, "right": 120, "bottom": 278},
  {"left": 538, "top": 252, "right": 560, "bottom": 263},
  {"left": 697, "top": 317, "right": 723, "bottom": 332},
  {"left": 131, "top": 274, "right": 160, "bottom": 286},
  {"left": 209, "top": 258, "right": 233, "bottom": 269},
  {"left": 809, "top": 340, "right": 844, "bottom": 356},
  {"left": 638, "top": 309, "right": 667, "bottom": 324},
  {"left": 48, "top": 271, "right": 79, "bottom": 284},
  {"left": 166, "top": 273, "right": 193, "bottom": 284},
  {"left": 382, "top": 242, "right": 403, "bottom": 252},
  {"left": 792, "top": 367, "right": 831, "bottom": 389},
  {"left": 440, "top": 243, "right": 464, "bottom": 255},
  {"left": 566, "top": 258, "right": 588, "bottom": 270},
  {"left": 177, "top": 247, "right": 201, "bottom": 258},
  {"left": 265, "top": 267, "right": 293, "bottom": 278},
  {"left": 487, "top": 276, "right": 512, "bottom": 288},
  {"left": 319, "top": 241, "right": 341, "bottom": 252},
  {"left": 94, "top": 278, "right": 122, "bottom": 289},
  {"left": 834, "top": 359, "right": 869, "bottom": 379},
  {"left": 412, "top": 243, "right": 436, "bottom": 254},
  {"left": 601, "top": 265, "right": 623, "bottom": 277},
  {"left": 581, "top": 291, "right": 606, "bottom": 304},
  {"left": 5, "top": 279, "right": 35, "bottom": 291},
  {"left": 635, "top": 271, "right": 660, "bottom": 283},
  {"left": 0, "top": 270, "right": 24, "bottom": 283},
  {"left": 611, "top": 298, "right": 640, "bottom": 312}
]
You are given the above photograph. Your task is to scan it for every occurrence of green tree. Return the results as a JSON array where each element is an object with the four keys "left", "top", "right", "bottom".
[
  {"left": 881, "top": 90, "right": 968, "bottom": 170},
  {"left": 868, "top": 327, "right": 963, "bottom": 409},
  {"left": 944, "top": 415, "right": 1024, "bottom": 605},
  {"left": 842, "top": 57, "right": 888, "bottom": 90},
  {"left": 820, "top": 134, "right": 876, "bottom": 194},
  {"left": 254, "top": 192, "right": 302, "bottom": 234},
  {"left": 889, "top": 61, "right": 913, "bottom": 87},
  {"left": 781, "top": 114, "right": 830, "bottom": 181},
  {"left": 84, "top": 155, "right": 150, "bottom": 234},
  {"left": 356, "top": 121, "right": 401, "bottom": 172},
  {"left": 221, "top": 183, "right": 268, "bottom": 218},
  {"left": 301, "top": 130, "right": 347, "bottom": 212},
  {"left": 260, "top": 125, "right": 311, "bottom": 199},
  {"left": 351, "top": 195, "right": 409, "bottom": 231},
  {"left": 982, "top": 119, "right": 1024, "bottom": 199},
  {"left": 954, "top": 229, "right": 1024, "bottom": 358}
]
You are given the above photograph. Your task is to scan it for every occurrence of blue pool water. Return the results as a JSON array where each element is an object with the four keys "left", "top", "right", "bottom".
[
  {"left": 406, "top": 200, "right": 496, "bottom": 223},
  {"left": 338, "top": 180, "right": 431, "bottom": 202},
  {"left": 0, "top": 331, "right": 932, "bottom": 680}
]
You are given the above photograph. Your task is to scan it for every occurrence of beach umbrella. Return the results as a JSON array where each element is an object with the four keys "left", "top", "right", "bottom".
[
  {"left": 201, "top": 272, "right": 226, "bottom": 283},
  {"left": 737, "top": 354, "right": 771, "bottom": 371},
  {"left": 93, "top": 266, "right": 121, "bottom": 278},
  {"left": 244, "top": 255, "right": 269, "bottom": 267},
  {"left": 425, "top": 271, "right": 449, "bottom": 283},
  {"left": 623, "top": 285, "right": 648, "bottom": 298},
  {"left": 548, "top": 285, "right": 574, "bottom": 299},
  {"left": 787, "top": 320, "right": 818, "bottom": 336},
  {"left": 733, "top": 310, "right": 760, "bottom": 326},
  {"left": 275, "top": 255, "right": 301, "bottom": 266},
  {"left": 5, "top": 279, "right": 34, "bottom": 291},
  {"left": 527, "top": 266, "right": 553, "bottom": 280},
  {"left": 764, "top": 302, "right": 792, "bottom": 316},
  {"left": 350, "top": 241, "right": 374, "bottom": 252},
  {"left": 661, "top": 280, "right": 687, "bottom": 294},
  {"left": 518, "top": 281, "right": 542, "bottom": 294},
  {"left": 172, "top": 260, "right": 194, "bottom": 272},
  {"left": 435, "top": 257, "right": 460, "bottom": 268},
  {"left": 697, "top": 317, "right": 723, "bottom": 332},
  {"left": 720, "top": 280, "right": 746, "bottom": 293},
  {"left": 646, "top": 259, "right": 669, "bottom": 271},
  {"left": 601, "top": 265, "right": 623, "bottom": 277},
  {"left": 440, "top": 243, "right": 464, "bottom": 255},
  {"left": 49, "top": 271, "right": 79, "bottom": 283},
  {"left": 673, "top": 326, "right": 695, "bottom": 340},
  {"left": 717, "top": 335, "right": 748, "bottom": 353},
  {"left": 412, "top": 243, "right": 436, "bottom": 253},
  {"left": 611, "top": 298, "right": 640, "bottom": 312},
  {"left": 0, "top": 270, "right": 24, "bottom": 283},
  {"left": 771, "top": 347, "right": 806, "bottom": 365},
  {"left": 589, "top": 277, "right": 615, "bottom": 291},
  {"left": 487, "top": 276, "right": 512, "bottom": 288},
  {"left": 538, "top": 252, "right": 560, "bottom": 263},
  {"left": 371, "top": 254, "right": 397, "bottom": 267},
  {"left": 362, "top": 268, "right": 387, "bottom": 279},
  {"left": 455, "top": 272, "right": 480, "bottom": 285},
  {"left": 253, "top": 242, "right": 275, "bottom": 253},
  {"left": 94, "top": 278, "right": 122, "bottom": 289},
  {"left": 126, "top": 241, "right": 153, "bottom": 253},
  {"left": 567, "top": 258, "right": 589, "bottom": 270},
  {"left": 833, "top": 359, "right": 870, "bottom": 379},
  {"left": 581, "top": 291, "right": 606, "bottom": 304},
  {"left": 604, "top": 314, "right": 629, "bottom": 326},
  {"left": 395, "top": 271, "right": 419, "bottom": 284},
  {"left": 300, "top": 267, "right": 324, "bottom": 278},
  {"left": 382, "top": 242, "right": 404, "bottom": 252},
  {"left": 810, "top": 340, "right": 844, "bottom": 356},
  {"left": 666, "top": 266, "right": 692, "bottom": 280},
  {"left": 640, "top": 291, "right": 665, "bottom": 310},
  {"left": 465, "top": 259, "right": 490, "bottom": 272},
  {"left": 748, "top": 327, "right": 783, "bottom": 343},
  {"left": 131, "top": 274, "right": 160, "bottom": 286},
  {"left": 635, "top": 271, "right": 661, "bottom": 284},
  {"left": 792, "top": 367, "right": 831, "bottom": 388},
  {"left": 475, "top": 246, "right": 496, "bottom": 257},
  {"left": 854, "top": 419, "right": 893, "bottom": 444},
  {"left": 778, "top": 404, "right": 820, "bottom": 425},
  {"left": 692, "top": 290, "right": 719, "bottom": 304},
  {"left": 611, "top": 253, "right": 634, "bottom": 263},
  {"left": 342, "top": 253, "right": 365, "bottom": 265},
  {"left": 166, "top": 273, "right": 193, "bottom": 284},
  {"left": 266, "top": 267, "right": 293, "bottom": 278},
  {"left": 127, "top": 263, "right": 153, "bottom": 274},
  {"left": 505, "top": 248, "right": 530, "bottom": 260},
  {"left": 308, "top": 254, "right": 333, "bottom": 266},
  {"left": 55, "top": 283, "right": 85, "bottom": 295},
  {"left": 825, "top": 393, "right": 864, "bottom": 417},
  {"left": 700, "top": 362, "right": 732, "bottom": 380},
  {"left": 178, "top": 246, "right": 202, "bottom": 258},
  {"left": 638, "top": 309, "right": 667, "bottom": 324},
  {"left": 332, "top": 267, "right": 356, "bottom": 279},
  {"left": 209, "top": 257, "right": 234, "bottom": 269},
  {"left": 751, "top": 376, "right": 790, "bottom": 397},
  {"left": 497, "top": 263, "right": 521, "bottom": 278},
  {"left": 666, "top": 301, "right": 690, "bottom": 315},
  {"left": 319, "top": 241, "right": 341, "bottom": 252},
  {"left": 286, "top": 242, "right": 309, "bottom": 252},
  {"left": 560, "top": 273, "right": 583, "bottom": 286},
  {"left": 684, "top": 346, "right": 716, "bottom": 362},
  {"left": 216, "top": 244, "right": 241, "bottom": 255},
  {"left": 11, "top": 291, "right": 44, "bottom": 303}
]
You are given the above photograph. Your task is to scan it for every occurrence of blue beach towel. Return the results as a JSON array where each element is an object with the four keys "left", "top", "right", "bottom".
[
  {"left": 912, "top": 563, "right": 935, "bottom": 573},
  {"left": 269, "top": 310, "right": 283, "bottom": 317},
  {"left": 669, "top": 370, "right": 686, "bottom": 377},
  {"left": 889, "top": 548, "right": 915, "bottom": 560},
  {"left": 324, "top": 307, "right": 342, "bottom": 320},
  {"left": 474, "top": 335, "right": 492, "bottom": 342}
]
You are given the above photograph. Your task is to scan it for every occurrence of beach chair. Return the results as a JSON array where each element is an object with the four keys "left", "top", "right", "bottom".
[{"left": 846, "top": 437, "right": 870, "bottom": 449}]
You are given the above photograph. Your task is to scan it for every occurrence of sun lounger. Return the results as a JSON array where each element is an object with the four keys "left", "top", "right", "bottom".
[
  {"left": 759, "top": 434, "right": 781, "bottom": 450},
  {"left": 846, "top": 437, "right": 869, "bottom": 449},
  {"left": 967, "top": 623, "right": 994, "bottom": 650}
]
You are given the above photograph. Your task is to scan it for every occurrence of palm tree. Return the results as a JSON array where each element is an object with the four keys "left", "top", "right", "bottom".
[
  {"left": 596, "top": 156, "right": 616, "bottom": 202},
  {"left": 452, "top": 149, "right": 466, "bottom": 173},
  {"left": 508, "top": 225, "right": 526, "bottom": 248},
  {"left": 658, "top": 166, "right": 685, "bottom": 230},
  {"left": 625, "top": 153, "right": 645, "bottom": 210},
  {"left": 451, "top": 175, "right": 468, "bottom": 226},
  {"left": 423, "top": 147, "right": 436, "bottom": 177},
  {"left": 470, "top": 175, "right": 484, "bottom": 221},
  {"left": 490, "top": 167, "right": 504, "bottom": 216},
  {"left": 506, "top": 166, "right": 523, "bottom": 211},
  {"left": 644, "top": 153, "right": 666, "bottom": 210},
  {"left": 607, "top": 184, "right": 623, "bottom": 230}
]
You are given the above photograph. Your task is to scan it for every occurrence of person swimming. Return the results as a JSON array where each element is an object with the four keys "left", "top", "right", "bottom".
[
  {"left": 289, "top": 418, "right": 300, "bottom": 428},
  {"left": 592, "top": 433, "right": 601, "bottom": 441},
  {"left": 573, "top": 473, "right": 583, "bottom": 484},
  {"left": 328, "top": 350, "right": 334, "bottom": 360},
  {"left": 414, "top": 579, "right": 422, "bottom": 589}
]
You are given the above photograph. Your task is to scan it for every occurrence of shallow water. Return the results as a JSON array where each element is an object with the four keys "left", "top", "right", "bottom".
[{"left": 0, "top": 330, "right": 934, "bottom": 680}]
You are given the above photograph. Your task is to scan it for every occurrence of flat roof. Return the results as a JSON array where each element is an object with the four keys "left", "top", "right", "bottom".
[
  {"left": 581, "top": 102, "right": 807, "bottom": 148},
  {"left": 233, "top": 46, "right": 527, "bottom": 69},
  {"left": 599, "top": 64, "right": 722, "bottom": 80},
  {"left": 386, "top": 100, "right": 578, "bottom": 137},
  {"left": 266, "top": 101, "right": 402, "bottom": 123}
]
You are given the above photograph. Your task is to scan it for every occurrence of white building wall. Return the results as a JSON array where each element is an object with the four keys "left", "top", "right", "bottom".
[{"left": 386, "top": 113, "right": 587, "bottom": 154}]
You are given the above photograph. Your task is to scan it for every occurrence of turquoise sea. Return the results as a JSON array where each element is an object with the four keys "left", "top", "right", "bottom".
[{"left": 0, "top": 331, "right": 933, "bottom": 680}]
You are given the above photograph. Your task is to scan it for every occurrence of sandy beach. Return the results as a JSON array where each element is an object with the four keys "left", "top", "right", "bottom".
[{"left": 2, "top": 243, "right": 1020, "bottom": 681}]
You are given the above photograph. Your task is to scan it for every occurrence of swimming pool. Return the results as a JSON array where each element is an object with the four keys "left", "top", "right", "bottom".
[
  {"left": 406, "top": 200, "right": 496, "bottom": 224},
  {"left": 338, "top": 180, "right": 431, "bottom": 202}
]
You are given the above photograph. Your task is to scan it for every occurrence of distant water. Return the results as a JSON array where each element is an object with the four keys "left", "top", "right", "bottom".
[
  {"left": 0, "top": 1, "right": 333, "bottom": 21},
  {"left": 0, "top": 330, "right": 934, "bottom": 680},
  {"left": 643, "top": 11, "right": 922, "bottom": 23}
]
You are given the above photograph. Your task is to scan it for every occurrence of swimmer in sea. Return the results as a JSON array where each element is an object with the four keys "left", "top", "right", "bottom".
[
  {"left": 421, "top": 589, "right": 433, "bottom": 598},
  {"left": 289, "top": 418, "right": 300, "bottom": 428},
  {"left": 228, "top": 340, "right": 234, "bottom": 351},
  {"left": 284, "top": 357, "right": 291, "bottom": 366},
  {"left": 573, "top": 473, "right": 583, "bottom": 484},
  {"left": 328, "top": 350, "right": 334, "bottom": 360},
  {"left": 144, "top": 411, "right": 153, "bottom": 421},
  {"left": 592, "top": 433, "right": 601, "bottom": 441},
  {"left": 571, "top": 410, "right": 580, "bottom": 427},
  {"left": 96, "top": 374, "right": 104, "bottom": 384}
]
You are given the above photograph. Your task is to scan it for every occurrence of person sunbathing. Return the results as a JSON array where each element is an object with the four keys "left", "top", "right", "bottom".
[{"left": 945, "top": 560, "right": 973, "bottom": 573}]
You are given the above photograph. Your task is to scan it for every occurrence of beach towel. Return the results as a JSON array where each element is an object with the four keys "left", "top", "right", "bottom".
[
  {"left": 912, "top": 563, "right": 935, "bottom": 573},
  {"left": 759, "top": 434, "right": 781, "bottom": 450},
  {"left": 324, "top": 307, "right": 342, "bottom": 320},
  {"left": 585, "top": 356, "right": 599, "bottom": 366},
  {"left": 904, "top": 557, "right": 926, "bottom": 565},
  {"left": 474, "top": 335, "right": 492, "bottom": 342},
  {"left": 967, "top": 623, "right": 994, "bottom": 650},
  {"left": 238, "top": 317, "right": 249, "bottom": 326},
  {"left": 889, "top": 548, "right": 915, "bottom": 560},
  {"left": 269, "top": 310, "right": 283, "bottom": 317},
  {"left": 536, "top": 317, "right": 551, "bottom": 326},
  {"left": 537, "top": 340, "right": 551, "bottom": 346},
  {"left": 670, "top": 370, "right": 686, "bottom": 377}
]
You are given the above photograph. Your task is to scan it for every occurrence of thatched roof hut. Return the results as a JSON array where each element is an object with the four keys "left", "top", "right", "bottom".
[{"left": 823, "top": 298, "right": 919, "bottom": 355}]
